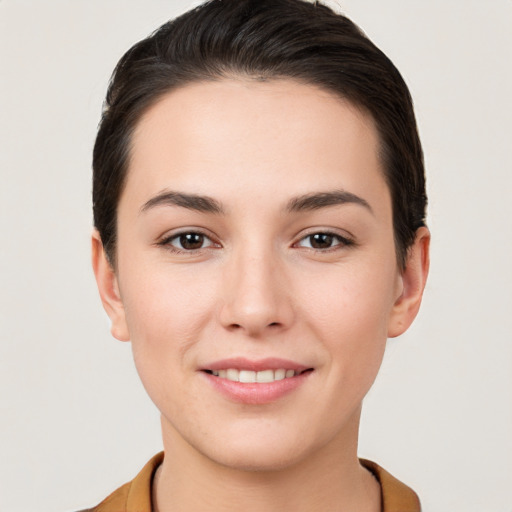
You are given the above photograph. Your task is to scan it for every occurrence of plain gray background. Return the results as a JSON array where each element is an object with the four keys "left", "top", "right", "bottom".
[{"left": 1, "top": 1, "right": 511, "bottom": 511}]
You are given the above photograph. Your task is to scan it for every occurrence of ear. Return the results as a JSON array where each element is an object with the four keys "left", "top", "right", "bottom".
[
  {"left": 91, "top": 230, "right": 130, "bottom": 342},
  {"left": 388, "top": 226, "right": 430, "bottom": 338}
]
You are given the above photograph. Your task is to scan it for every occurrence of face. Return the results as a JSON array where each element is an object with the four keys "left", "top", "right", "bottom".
[{"left": 93, "top": 79, "right": 428, "bottom": 472}]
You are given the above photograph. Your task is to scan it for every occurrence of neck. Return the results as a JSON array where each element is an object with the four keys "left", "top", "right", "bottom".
[{"left": 153, "top": 412, "right": 381, "bottom": 512}]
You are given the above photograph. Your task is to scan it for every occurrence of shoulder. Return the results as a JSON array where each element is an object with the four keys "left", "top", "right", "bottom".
[
  {"left": 360, "top": 459, "right": 421, "bottom": 512},
  {"left": 80, "top": 452, "right": 164, "bottom": 512}
]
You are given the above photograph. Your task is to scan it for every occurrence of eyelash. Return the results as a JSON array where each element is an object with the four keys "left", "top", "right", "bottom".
[
  {"left": 294, "top": 231, "right": 355, "bottom": 251},
  {"left": 157, "top": 230, "right": 355, "bottom": 254},
  {"left": 157, "top": 230, "right": 219, "bottom": 254}
]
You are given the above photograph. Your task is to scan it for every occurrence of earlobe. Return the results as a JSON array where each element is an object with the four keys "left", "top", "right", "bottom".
[
  {"left": 388, "top": 226, "right": 430, "bottom": 338},
  {"left": 91, "top": 230, "right": 130, "bottom": 342}
]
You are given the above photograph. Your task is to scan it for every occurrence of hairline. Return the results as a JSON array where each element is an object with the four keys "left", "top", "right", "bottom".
[{"left": 105, "top": 74, "right": 404, "bottom": 269}]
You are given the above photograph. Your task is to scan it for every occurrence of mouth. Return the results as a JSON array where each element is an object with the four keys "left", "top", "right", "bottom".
[
  {"left": 200, "top": 358, "right": 314, "bottom": 404},
  {"left": 203, "top": 368, "right": 313, "bottom": 383}
]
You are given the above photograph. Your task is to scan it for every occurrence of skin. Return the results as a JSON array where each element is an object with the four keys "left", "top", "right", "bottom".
[{"left": 92, "top": 79, "right": 429, "bottom": 512}]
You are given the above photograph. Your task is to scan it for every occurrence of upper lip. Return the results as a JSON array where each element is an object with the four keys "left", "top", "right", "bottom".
[{"left": 201, "top": 357, "right": 311, "bottom": 372}]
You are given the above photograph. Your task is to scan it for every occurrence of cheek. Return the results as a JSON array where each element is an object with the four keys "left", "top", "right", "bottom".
[
  {"left": 119, "top": 265, "right": 220, "bottom": 419},
  {"left": 119, "top": 261, "right": 219, "bottom": 366},
  {"left": 297, "top": 260, "right": 398, "bottom": 339},
  {"left": 295, "top": 259, "right": 397, "bottom": 387}
]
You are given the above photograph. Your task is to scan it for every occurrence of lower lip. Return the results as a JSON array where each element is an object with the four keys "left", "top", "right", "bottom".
[{"left": 202, "top": 371, "right": 312, "bottom": 405}]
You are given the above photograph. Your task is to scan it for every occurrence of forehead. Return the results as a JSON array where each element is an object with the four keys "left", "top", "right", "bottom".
[{"left": 124, "top": 78, "right": 388, "bottom": 211}]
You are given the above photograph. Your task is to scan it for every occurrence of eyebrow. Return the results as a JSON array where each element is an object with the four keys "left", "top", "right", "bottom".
[
  {"left": 140, "top": 189, "right": 372, "bottom": 216},
  {"left": 140, "top": 190, "right": 224, "bottom": 215},
  {"left": 286, "top": 190, "right": 373, "bottom": 214}
]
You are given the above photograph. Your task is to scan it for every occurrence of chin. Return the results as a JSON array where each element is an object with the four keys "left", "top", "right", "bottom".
[
  {"left": 193, "top": 423, "right": 328, "bottom": 473},
  {"left": 207, "top": 442, "right": 310, "bottom": 473}
]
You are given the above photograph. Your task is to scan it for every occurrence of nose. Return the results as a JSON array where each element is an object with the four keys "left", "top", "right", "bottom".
[{"left": 218, "top": 246, "right": 294, "bottom": 337}]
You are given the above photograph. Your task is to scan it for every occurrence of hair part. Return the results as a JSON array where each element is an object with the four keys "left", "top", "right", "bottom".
[{"left": 93, "top": 0, "right": 427, "bottom": 269}]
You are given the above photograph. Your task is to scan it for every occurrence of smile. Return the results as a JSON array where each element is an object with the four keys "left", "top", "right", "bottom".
[
  {"left": 205, "top": 368, "right": 304, "bottom": 383},
  {"left": 201, "top": 359, "right": 314, "bottom": 404}
]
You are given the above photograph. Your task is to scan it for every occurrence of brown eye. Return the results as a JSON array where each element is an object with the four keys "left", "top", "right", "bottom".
[
  {"left": 296, "top": 232, "right": 353, "bottom": 250},
  {"left": 309, "top": 233, "right": 334, "bottom": 249},
  {"left": 163, "top": 231, "right": 216, "bottom": 251},
  {"left": 179, "top": 233, "right": 205, "bottom": 250}
]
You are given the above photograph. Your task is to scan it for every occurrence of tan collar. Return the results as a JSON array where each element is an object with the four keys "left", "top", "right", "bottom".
[
  {"left": 361, "top": 458, "right": 421, "bottom": 511},
  {"left": 92, "top": 452, "right": 420, "bottom": 512}
]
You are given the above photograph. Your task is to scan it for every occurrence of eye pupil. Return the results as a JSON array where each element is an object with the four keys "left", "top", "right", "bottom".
[
  {"left": 180, "top": 233, "right": 204, "bottom": 250},
  {"left": 310, "top": 233, "right": 333, "bottom": 249}
]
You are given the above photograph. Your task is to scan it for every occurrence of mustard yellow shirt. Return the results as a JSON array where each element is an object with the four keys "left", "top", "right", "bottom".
[{"left": 84, "top": 452, "right": 421, "bottom": 512}]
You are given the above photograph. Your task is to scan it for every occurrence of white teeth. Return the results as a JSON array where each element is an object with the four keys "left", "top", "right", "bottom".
[
  {"left": 239, "top": 370, "right": 256, "bottom": 383},
  {"left": 226, "top": 368, "right": 239, "bottom": 381},
  {"left": 210, "top": 368, "right": 299, "bottom": 383},
  {"left": 274, "top": 369, "right": 286, "bottom": 381},
  {"left": 256, "top": 369, "right": 274, "bottom": 383}
]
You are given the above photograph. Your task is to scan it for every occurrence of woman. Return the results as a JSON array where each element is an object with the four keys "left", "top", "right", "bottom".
[{"left": 87, "top": 0, "right": 430, "bottom": 510}]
